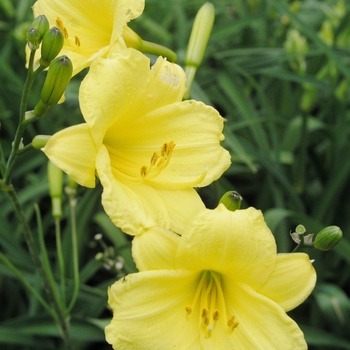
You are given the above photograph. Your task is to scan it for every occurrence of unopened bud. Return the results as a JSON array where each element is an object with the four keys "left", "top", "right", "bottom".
[
  {"left": 48, "top": 161, "right": 63, "bottom": 218},
  {"left": 295, "top": 224, "right": 306, "bottom": 234},
  {"left": 313, "top": 226, "right": 342, "bottom": 251},
  {"left": 219, "top": 191, "right": 242, "bottom": 211},
  {"left": 34, "top": 55, "right": 72, "bottom": 117},
  {"left": 185, "top": 2, "right": 215, "bottom": 68},
  {"left": 39, "top": 27, "right": 64, "bottom": 67},
  {"left": 32, "top": 135, "right": 51, "bottom": 149},
  {"left": 32, "top": 15, "right": 50, "bottom": 41},
  {"left": 184, "top": 2, "right": 215, "bottom": 98},
  {"left": 27, "top": 28, "right": 41, "bottom": 50}
]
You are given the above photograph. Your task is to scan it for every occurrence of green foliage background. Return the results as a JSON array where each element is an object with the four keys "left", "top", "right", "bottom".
[{"left": 0, "top": 0, "right": 349, "bottom": 349}]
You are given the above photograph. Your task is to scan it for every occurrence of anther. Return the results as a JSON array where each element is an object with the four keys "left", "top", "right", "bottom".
[
  {"left": 140, "top": 166, "right": 147, "bottom": 177},
  {"left": 75, "top": 36, "right": 81, "bottom": 46},
  {"left": 56, "top": 17, "right": 68, "bottom": 38}
]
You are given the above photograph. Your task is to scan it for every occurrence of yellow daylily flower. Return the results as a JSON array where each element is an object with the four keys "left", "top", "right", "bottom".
[
  {"left": 43, "top": 48, "right": 231, "bottom": 235},
  {"left": 105, "top": 205, "right": 316, "bottom": 349},
  {"left": 32, "top": 0, "right": 145, "bottom": 75}
]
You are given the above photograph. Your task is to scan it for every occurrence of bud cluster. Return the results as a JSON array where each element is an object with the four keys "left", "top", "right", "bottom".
[{"left": 291, "top": 224, "right": 343, "bottom": 252}]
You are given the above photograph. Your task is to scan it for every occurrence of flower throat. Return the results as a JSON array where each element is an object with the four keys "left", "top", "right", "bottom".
[{"left": 185, "top": 271, "right": 239, "bottom": 338}]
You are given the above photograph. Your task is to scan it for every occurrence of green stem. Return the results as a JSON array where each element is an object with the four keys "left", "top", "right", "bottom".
[
  {"left": 3, "top": 51, "right": 45, "bottom": 184},
  {"left": 67, "top": 195, "right": 80, "bottom": 312},
  {"left": 55, "top": 216, "right": 66, "bottom": 306},
  {"left": 0, "top": 138, "right": 6, "bottom": 177},
  {"left": 16, "top": 142, "right": 34, "bottom": 156},
  {"left": 35, "top": 204, "right": 65, "bottom": 311},
  {"left": 7, "top": 188, "right": 73, "bottom": 349},
  {"left": 292, "top": 235, "right": 304, "bottom": 252},
  {"left": 140, "top": 40, "right": 177, "bottom": 62}
]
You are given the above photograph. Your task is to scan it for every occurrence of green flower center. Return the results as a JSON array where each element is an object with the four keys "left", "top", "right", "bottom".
[{"left": 185, "top": 271, "right": 239, "bottom": 338}]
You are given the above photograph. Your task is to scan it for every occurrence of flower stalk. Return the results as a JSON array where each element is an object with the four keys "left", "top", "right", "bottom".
[{"left": 0, "top": 26, "right": 73, "bottom": 348}]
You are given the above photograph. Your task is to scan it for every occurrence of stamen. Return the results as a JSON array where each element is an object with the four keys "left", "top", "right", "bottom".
[
  {"left": 185, "top": 271, "right": 238, "bottom": 337},
  {"left": 75, "top": 36, "right": 81, "bottom": 46},
  {"left": 227, "top": 316, "right": 239, "bottom": 333},
  {"left": 140, "top": 141, "right": 175, "bottom": 180},
  {"left": 140, "top": 166, "right": 147, "bottom": 177},
  {"left": 185, "top": 272, "right": 208, "bottom": 316},
  {"left": 56, "top": 17, "right": 69, "bottom": 39}
]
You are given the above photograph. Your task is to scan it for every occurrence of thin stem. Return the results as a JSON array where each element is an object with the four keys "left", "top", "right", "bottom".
[
  {"left": 67, "top": 194, "right": 79, "bottom": 312},
  {"left": 16, "top": 142, "right": 34, "bottom": 156},
  {"left": 35, "top": 204, "right": 65, "bottom": 311},
  {"left": 55, "top": 216, "right": 66, "bottom": 306},
  {"left": 140, "top": 40, "right": 177, "bottom": 62},
  {"left": 292, "top": 235, "right": 304, "bottom": 252},
  {"left": 0, "top": 138, "right": 6, "bottom": 177},
  {"left": 7, "top": 188, "right": 73, "bottom": 349},
  {"left": 3, "top": 52, "right": 45, "bottom": 184}
]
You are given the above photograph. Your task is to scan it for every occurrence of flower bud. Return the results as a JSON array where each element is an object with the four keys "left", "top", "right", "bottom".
[
  {"left": 184, "top": 2, "right": 215, "bottom": 98},
  {"left": 26, "top": 28, "right": 41, "bottom": 50},
  {"left": 32, "top": 135, "right": 51, "bottom": 149},
  {"left": 39, "top": 27, "right": 64, "bottom": 68},
  {"left": 295, "top": 224, "right": 306, "bottom": 235},
  {"left": 219, "top": 191, "right": 242, "bottom": 211},
  {"left": 32, "top": 15, "right": 50, "bottom": 41},
  {"left": 313, "top": 226, "right": 342, "bottom": 251},
  {"left": 34, "top": 55, "right": 72, "bottom": 117},
  {"left": 185, "top": 2, "right": 215, "bottom": 68},
  {"left": 48, "top": 161, "right": 63, "bottom": 218}
]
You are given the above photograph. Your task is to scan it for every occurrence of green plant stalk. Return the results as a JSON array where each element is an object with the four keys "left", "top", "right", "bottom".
[
  {"left": 140, "top": 40, "right": 177, "bottom": 62},
  {"left": 3, "top": 50, "right": 44, "bottom": 184},
  {"left": 1, "top": 46, "right": 73, "bottom": 347},
  {"left": 67, "top": 195, "right": 80, "bottom": 312},
  {"left": 7, "top": 189, "right": 73, "bottom": 348},
  {"left": 55, "top": 216, "right": 66, "bottom": 306},
  {"left": 0, "top": 138, "right": 6, "bottom": 177},
  {"left": 35, "top": 204, "right": 65, "bottom": 311}
]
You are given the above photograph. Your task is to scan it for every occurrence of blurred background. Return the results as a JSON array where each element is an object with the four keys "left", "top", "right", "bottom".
[{"left": 0, "top": 0, "right": 349, "bottom": 349}]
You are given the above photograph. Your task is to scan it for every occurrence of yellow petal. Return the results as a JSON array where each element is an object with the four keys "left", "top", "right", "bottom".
[
  {"left": 79, "top": 49, "right": 151, "bottom": 144},
  {"left": 105, "top": 100, "right": 231, "bottom": 189},
  {"left": 33, "top": 0, "right": 144, "bottom": 75},
  {"left": 258, "top": 253, "right": 316, "bottom": 311},
  {"left": 105, "top": 270, "right": 203, "bottom": 350},
  {"left": 43, "top": 124, "right": 97, "bottom": 187},
  {"left": 141, "top": 55, "right": 187, "bottom": 111},
  {"left": 96, "top": 146, "right": 205, "bottom": 235},
  {"left": 106, "top": 270, "right": 307, "bottom": 349},
  {"left": 177, "top": 205, "right": 277, "bottom": 288},
  {"left": 224, "top": 282, "right": 308, "bottom": 349},
  {"left": 132, "top": 226, "right": 180, "bottom": 271}
]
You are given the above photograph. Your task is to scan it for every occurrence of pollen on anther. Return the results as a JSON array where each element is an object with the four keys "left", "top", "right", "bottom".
[
  {"left": 185, "top": 306, "right": 192, "bottom": 315},
  {"left": 227, "top": 316, "right": 239, "bottom": 332},
  {"left": 75, "top": 36, "right": 81, "bottom": 46},
  {"left": 140, "top": 166, "right": 147, "bottom": 177},
  {"left": 56, "top": 17, "right": 68, "bottom": 38},
  {"left": 213, "top": 310, "right": 219, "bottom": 321},
  {"left": 150, "top": 152, "right": 158, "bottom": 165},
  {"left": 160, "top": 143, "right": 167, "bottom": 157}
]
